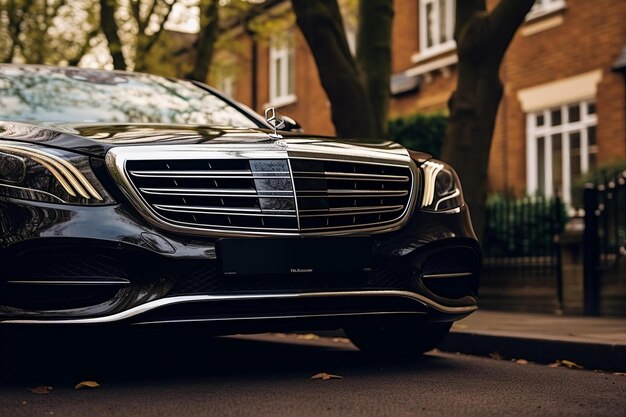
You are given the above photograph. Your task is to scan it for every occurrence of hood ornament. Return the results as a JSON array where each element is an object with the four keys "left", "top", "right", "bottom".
[{"left": 265, "top": 107, "right": 285, "bottom": 140}]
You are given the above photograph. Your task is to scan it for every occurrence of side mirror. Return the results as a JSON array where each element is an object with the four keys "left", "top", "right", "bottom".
[{"left": 281, "top": 116, "right": 303, "bottom": 133}]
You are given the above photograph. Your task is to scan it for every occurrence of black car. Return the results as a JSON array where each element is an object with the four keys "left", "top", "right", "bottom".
[{"left": 0, "top": 65, "right": 481, "bottom": 354}]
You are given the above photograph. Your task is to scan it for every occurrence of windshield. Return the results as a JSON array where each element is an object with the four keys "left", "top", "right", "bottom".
[{"left": 0, "top": 65, "right": 259, "bottom": 128}]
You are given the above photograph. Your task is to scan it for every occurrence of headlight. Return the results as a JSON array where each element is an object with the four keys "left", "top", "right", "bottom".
[
  {"left": 419, "top": 159, "right": 464, "bottom": 212},
  {"left": 0, "top": 141, "right": 114, "bottom": 205}
]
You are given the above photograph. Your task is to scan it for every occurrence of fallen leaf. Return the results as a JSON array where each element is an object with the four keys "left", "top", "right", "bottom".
[
  {"left": 296, "top": 333, "right": 319, "bottom": 340},
  {"left": 515, "top": 359, "right": 529, "bottom": 365},
  {"left": 331, "top": 337, "right": 350, "bottom": 344},
  {"left": 74, "top": 381, "right": 100, "bottom": 390},
  {"left": 561, "top": 360, "right": 584, "bottom": 369},
  {"left": 613, "top": 372, "right": 626, "bottom": 376},
  {"left": 311, "top": 372, "right": 343, "bottom": 380},
  {"left": 489, "top": 351, "right": 502, "bottom": 360},
  {"left": 29, "top": 386, "right": 53, "bottom": 395},
  {"left": 548, "top": 360, "right": 584, "bottom": 369}
]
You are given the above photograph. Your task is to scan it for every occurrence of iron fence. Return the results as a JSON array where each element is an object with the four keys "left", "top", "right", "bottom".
[
  {"left": 583, "top": 170, "right": 626, "bottom": 315},
  {"left": 482, "top": 194, "right": 566, "bottom": 309}
]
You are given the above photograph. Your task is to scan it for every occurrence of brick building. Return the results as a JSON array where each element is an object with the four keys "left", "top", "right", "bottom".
[{"left": 216, "top": 0, "right": 626, "bottom": 207}]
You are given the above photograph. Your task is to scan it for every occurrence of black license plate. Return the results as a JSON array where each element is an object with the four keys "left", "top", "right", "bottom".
[{"left": 218, "top": 238, "right": 372, "bottom": 276}]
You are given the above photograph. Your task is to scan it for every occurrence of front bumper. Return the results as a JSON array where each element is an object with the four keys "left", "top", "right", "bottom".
[{"left": 0, "top": 196, "right": 481, "bottom": 328}]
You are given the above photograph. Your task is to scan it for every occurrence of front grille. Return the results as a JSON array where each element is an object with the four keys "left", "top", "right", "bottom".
[
  {"left": 122, "top": 157, "right": 415, "bottom": 235},
  {"left": 170, "top": 263, "right": 407, "bottom": 295}
]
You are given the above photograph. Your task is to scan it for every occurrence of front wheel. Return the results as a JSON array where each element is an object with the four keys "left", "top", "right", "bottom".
[{"left": 344, "top": 318, "right": 452, "bottom": 356}]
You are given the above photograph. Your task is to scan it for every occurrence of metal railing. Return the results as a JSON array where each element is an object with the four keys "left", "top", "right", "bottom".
[
  {"left": 483, "top": 194, "right": 566, "bottom": 310},
  {"left": 583, "top": 170, "right": 626, "bottom": 315}
]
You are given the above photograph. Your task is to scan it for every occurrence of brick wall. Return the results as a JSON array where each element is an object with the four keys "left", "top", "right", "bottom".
[{"left": 230, "top": 0, "right": 626, "bottom": 196}]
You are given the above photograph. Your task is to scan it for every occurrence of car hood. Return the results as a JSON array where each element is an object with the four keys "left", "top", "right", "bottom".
[{"left": 0, "top": 121, "right": 431, "bottom": 164}]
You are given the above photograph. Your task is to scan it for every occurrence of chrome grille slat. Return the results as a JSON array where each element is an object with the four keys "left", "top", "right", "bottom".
[
  {"left": 292, "top": 171, "right": 409, "bottom": 181},
  {"left": 140, "top": 188, "right": 292, "bottom": 197},
  {"left": 299, "top": 205, "right": 404, "bottom": 214},
  {"left": 154, "top": 205, "right": 297, "bottom": 217},
  {"left": 294, "top": 175, "right": 409, "bottom": 182},
  {"left": 297, "top": 189, "right": 408, "bottom": 196},
  {"left": 299, "top": 207, "right": 404, "bottom": 218},
  {"left": 116, "top": 153, "right": 415, "bottom": 236}
]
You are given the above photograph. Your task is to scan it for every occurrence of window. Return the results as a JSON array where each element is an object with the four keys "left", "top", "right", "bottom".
[
  {"left": 419, "top": 0, "right": 455, "bottom": 58},
  {"left": 526, "top": 100, "right": 597, "bottom": 206},
  {"left": 215, "top": 68, "right": 235, "bottom": 98},
  {"left": 269, "top": 35, "right": 296, "bottom": 107},
  {"left": 527, "top": 0, "right": 566, "bottom": 20}
]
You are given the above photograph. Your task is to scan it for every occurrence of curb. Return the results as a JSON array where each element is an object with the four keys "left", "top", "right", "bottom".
[{"left": 440, "top": 331, "right": 626, "bottom": 372}]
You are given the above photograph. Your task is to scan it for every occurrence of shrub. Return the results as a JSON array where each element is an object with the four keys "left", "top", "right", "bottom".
[
  {"left": 571, "top": 159, "right": 626, "bottom": 209},
  {"left": 483, "top": 193, "right": 567, "bottom": 258},
  {"left": 387, "top": 113, "right": 447, "bottom": 158}
]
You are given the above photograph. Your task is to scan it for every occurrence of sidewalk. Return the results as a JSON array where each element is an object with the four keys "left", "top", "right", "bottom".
[{"left": 441, "top": 310, "right": 626, "bottom": 371}]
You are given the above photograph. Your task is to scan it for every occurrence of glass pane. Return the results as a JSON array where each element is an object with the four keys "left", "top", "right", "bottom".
[
  {"left": 589, "top": 149, "right": 597, "bottom": 169},
  {"left": 568, "top": 104, "right": 580, "bottom": 123},
  {"left": 570, "top": 132, "right": 581, "bottom": 179},
  {"left": 274, "top": 58, "right": 282, "bottom": 97},
  {"left": 551, "top": 108, "right": 562, "bottom": 126},
  {"left": 439, "top": 0, "right": 447, "bottom": 43},
  {"left": 552, "top": 133, "right": 562, "bottom": 195},
  {"left": 537, "top": 136, "right": 545, "bottom": 195},
  {"left": 587, "top": 102, "right": 596, "bottom": 115},
  {"left": 287, "top": 50, "right": 295, "bottom": 95},
  {"left": 588, "top": 125, "right": 596, "bottom": 146},
  {"left": 426, "top": 3, "right": 434, "bottom": 48},
  {"left": 536, "top": 113, "right": 545, "bottom": 127}
]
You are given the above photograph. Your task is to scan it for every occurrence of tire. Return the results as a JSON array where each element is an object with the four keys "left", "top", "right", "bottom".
[{"left": 344, "top": 318, "right": 452, "bottom": 356}]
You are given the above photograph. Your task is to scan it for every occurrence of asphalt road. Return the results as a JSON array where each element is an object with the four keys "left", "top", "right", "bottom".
[{"left": 0, "top": 329, "right": 625, "bottom": 417}]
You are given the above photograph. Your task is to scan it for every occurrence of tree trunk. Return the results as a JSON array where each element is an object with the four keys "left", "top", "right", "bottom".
[
  {"left": 356, "top": 0, "right": 393, "bottom": 138},
  {"left": 186, "top": 0, "right": 219, "bottom": 82},
  {"left": 100, "top": 0, "right": 127, "bottom": 69},
  {"left": 291, "top": 0, "right": 376, "bottom": 139},
  {"left": 442, "top": 0, "right": 535, "bottom": 239}
]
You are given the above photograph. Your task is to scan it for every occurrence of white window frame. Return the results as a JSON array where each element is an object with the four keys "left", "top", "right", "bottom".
[
  {"left": 526, "top": 100, "right": 597, "bottom": 206},
  {"left": 269, "top": 36, "right": 296, "bottom": 108},
  {"left": 218, "top": 73, "right": 235, "bottom": 98},
  {"left": 526, "top": 0, "right": 566, "bottom": 21},
  {"left": 417, "top": 0, "right": 456, "bottom": 61}
]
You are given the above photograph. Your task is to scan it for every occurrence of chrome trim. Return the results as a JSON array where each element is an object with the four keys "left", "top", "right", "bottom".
[
  {"left": 1, "top": 290, "right": 477, "bottom": 324},
  {"left": 299, "top": 206, "right": 403, "bottom": 218},
  {"left": 293, "top": 175, "right": 409, "bottom": 183},
  {"left": 106, "top": 144, "right": 418, "bottom": 237},
  {"left": 6, "top": 279, "right": 130, "bottom": 286},
  {"left": 286, "top": 158, "right": 301, "bottom": 231},
  {"left": 155, "top": 205, "right": 296, "bottom": 217},
  {"left": 434, "top": 188, "right": 461, "bottom": 211},
  {"left": 291, "top": 171, "right": 409, "bottom": 181},
  {"left": 132, "top": 311, "right": 426, "bottom": 326},
  {"left": 420, "top": 272, "right": 474, "bottom": 279}
]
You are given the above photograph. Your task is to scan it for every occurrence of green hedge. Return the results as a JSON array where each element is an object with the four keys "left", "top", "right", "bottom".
[
  {"left": 483, "top": 194, "right": 568, "bottom": 258},
  {"left": 388, "top": 113, "right": 447, "bottom": 158},
  {"left": 571, "top": 159, "right": 626, "bottom": 208}
]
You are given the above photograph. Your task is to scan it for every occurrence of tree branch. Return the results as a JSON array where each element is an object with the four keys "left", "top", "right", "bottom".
[
  {"left": 143, "top": 0, "right": 175, "bottom": 53},
  {"left": 187, "top": 0, "right": 219, "bottom": 82},
  {"left": 488, "top": 0, "right": 535, "bottom": 59},
  {"left": 68, "top": 28, "right": 101, "bottom": 66},
  {"left": 100, "top": 0, "right": 127, "bottom": 69},
  {"left": 291, "top": 0, "right": 375, "bottom": 138},
  {"left": 453, "top": 0, "right": 485, "bottom": 42}
]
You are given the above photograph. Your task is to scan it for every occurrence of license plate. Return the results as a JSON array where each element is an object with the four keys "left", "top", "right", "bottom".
[{"left": 218, "top": 238, "right": 372, "bottom": 276}]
